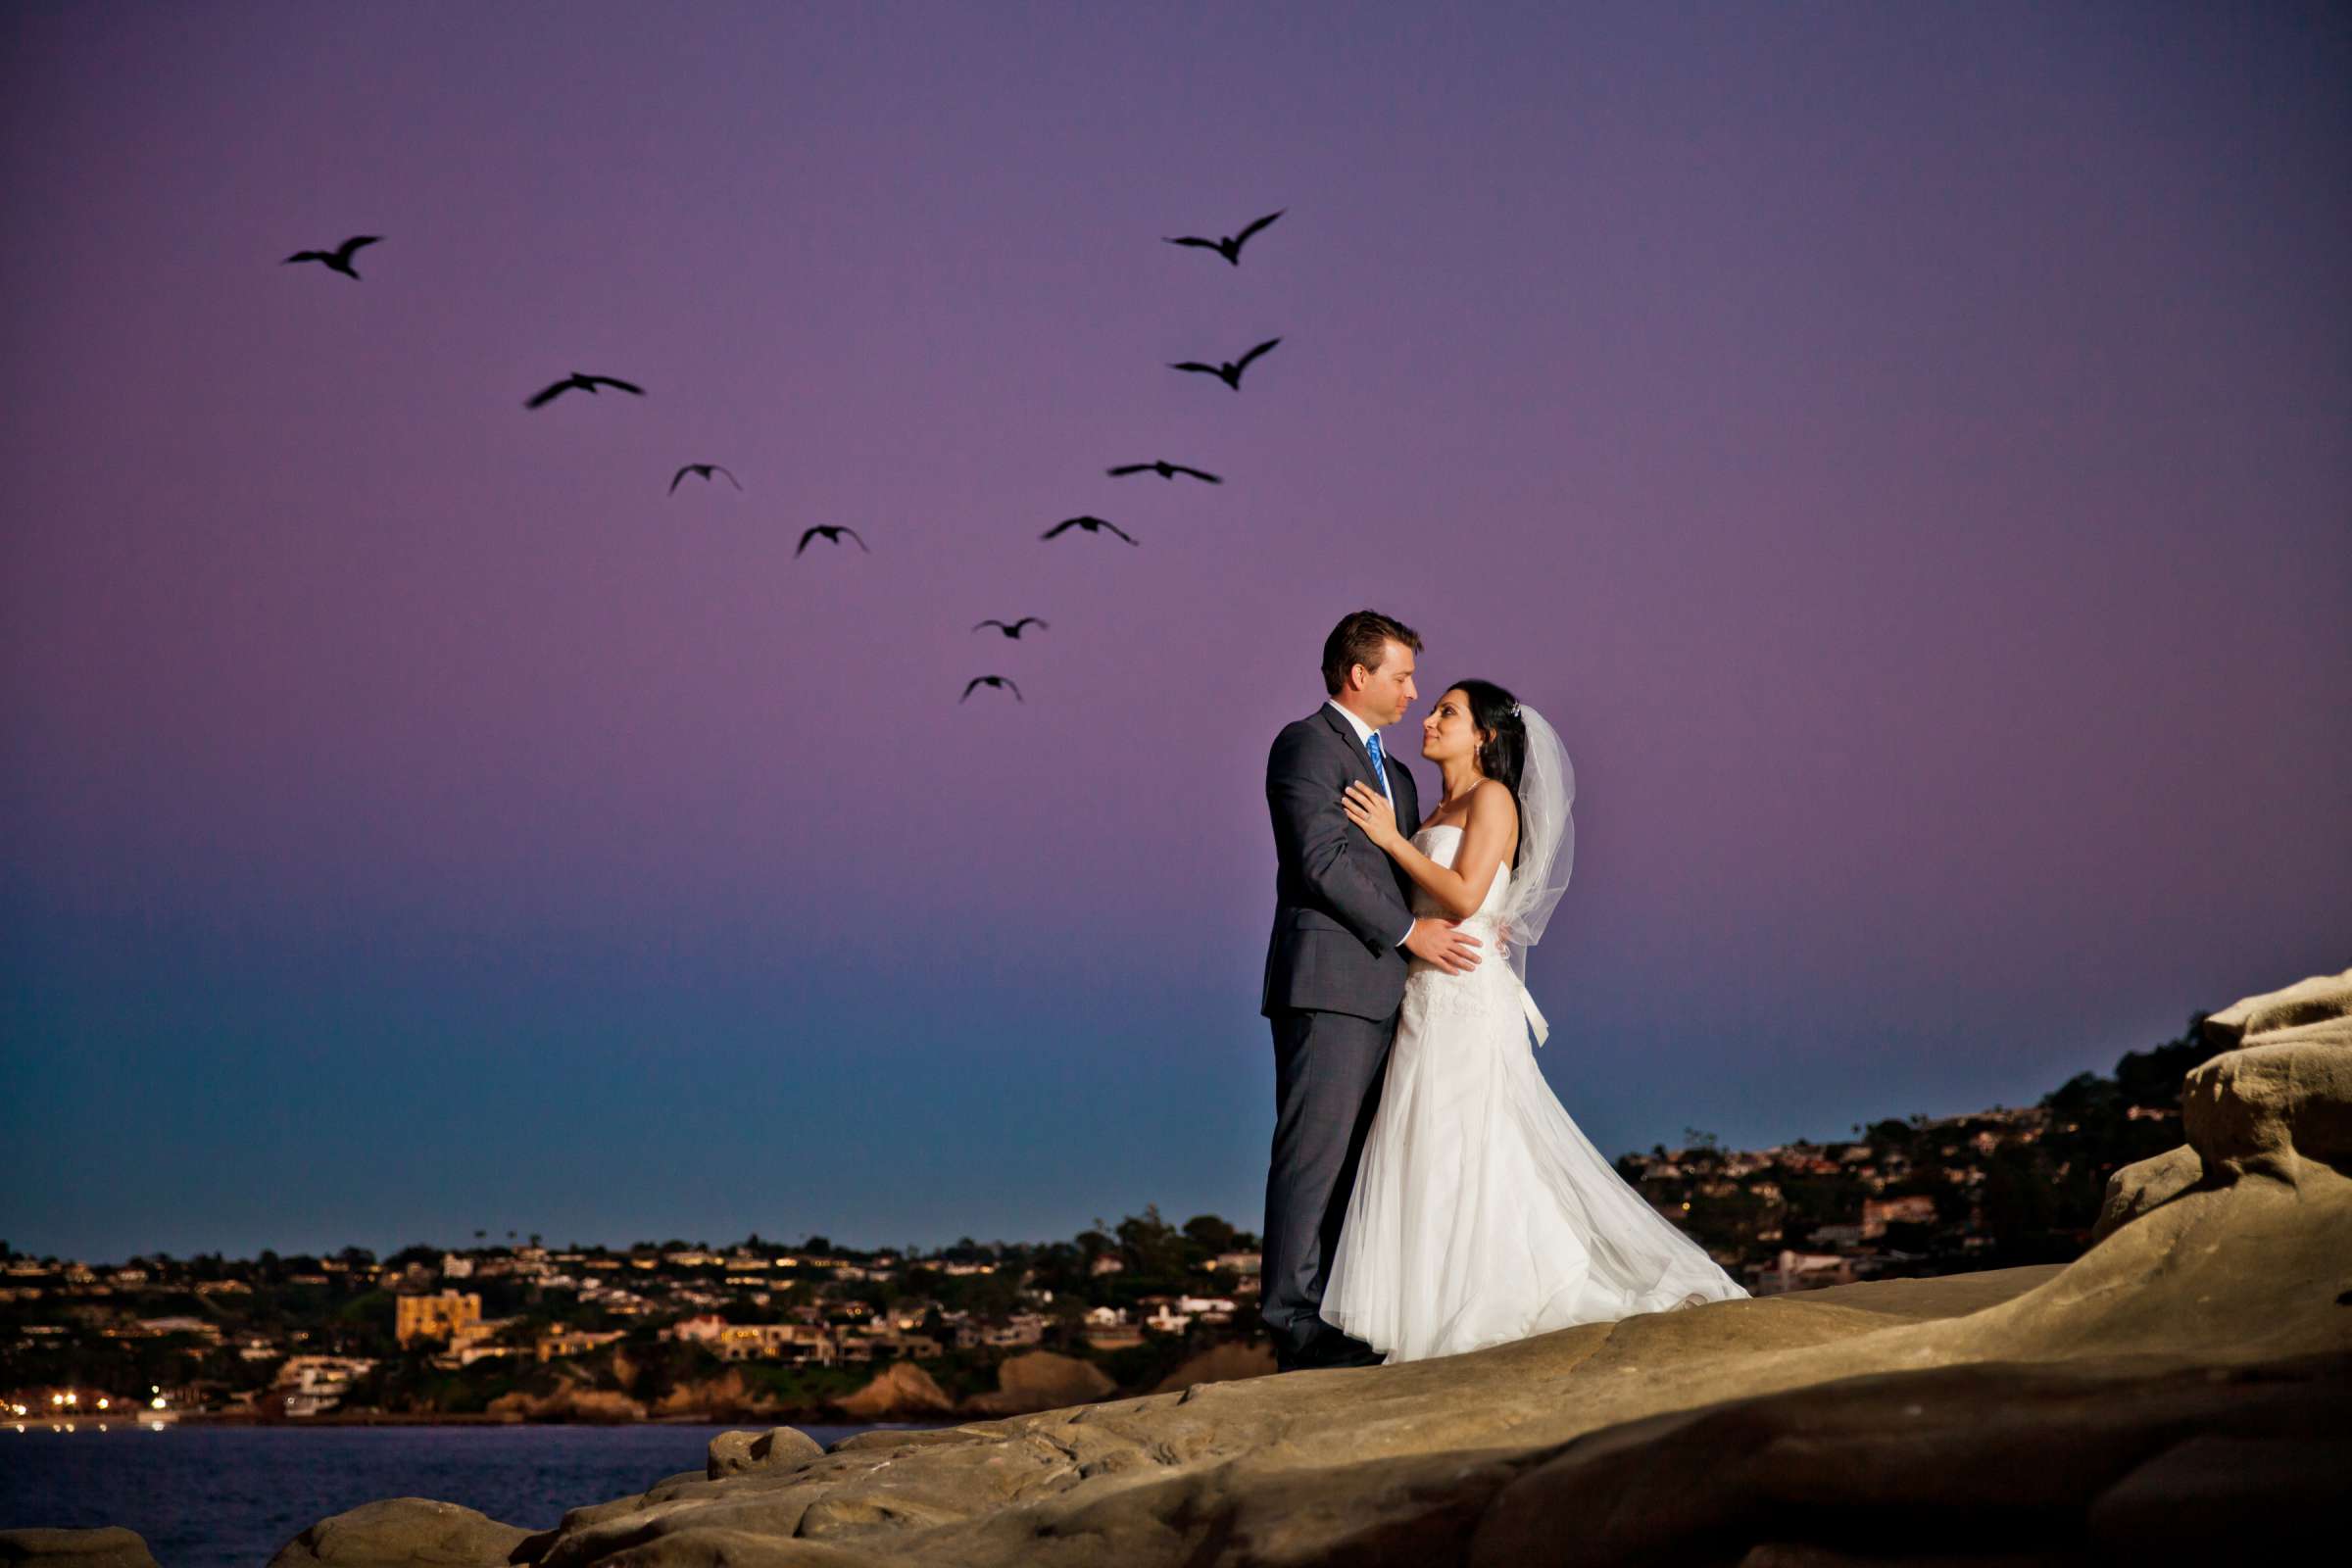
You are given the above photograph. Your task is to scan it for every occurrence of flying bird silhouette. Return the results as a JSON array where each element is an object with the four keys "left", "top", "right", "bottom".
[
  {"left": 972, "top": 617, "right": 1049, "bottom": 638},
  {"left": 1163, "top": 209, "right": 1285, "bottom": 267},
  {"left": 524, "top": 372, "right": 646, "bottom": 409},
  {"left": 669, "top": 464, "right": 742, "bottom": 494},
  {"left": 1042, "top": 515, "right": 1138, "bottom": 545},
  {"left": 281, "top": 235, "right": 381, "bottom": 279},
  {"left": 1169, "top": 337, "right": 1281, "bottom": 391},
  {"left": 960, "top": 675, "right": 1023, "bottom": 704},
  {"left": 796, "top": 525, "right": 869, "bottom": 556},
  {"left": 1106, "top": 461, "right": 1221, "bottom": 484}
]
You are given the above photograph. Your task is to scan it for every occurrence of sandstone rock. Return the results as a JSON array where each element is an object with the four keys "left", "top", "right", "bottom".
[
  {"left": 1466, "top": 1353, "right": 2351, "bottom": 1568},
  {"left": 2200, "top": 966, "right": 2352, "bottom": 1049},
  {"left": 2090, "top": 1142, "right": 2203, "bottom": 1243},
  {"left": 2084, "top": 1428, "right": 2352, "bottom": 1558},
  {"left": 0, "top": 1528, "right": 161, "bottom": 1567},
  {"left": 832, "top": 1360, "right": 956, "bottom": 1421},
  {"left": 959, "top": 1350, "right": 1115, "bottom": 1416},
  {"left": 2182, "top": 1021, "right": 2352, "bottom": 1180},
  {"left": 485, "top": 1377, "right": 645, "bottom": 1423},
  {"left": 2099, "top": 965, "right": 2350, "bottom": 1234},
  {"left": 708, "top": 1425, "right": 825, "bottom": 1479},
  {"left": 267, "top": 1498, "right": 532, "bottom": 1567},
  {"left": 654, "top": 1368, "right": 783, "bottom": 1421},
  {"left": 827, "top": 1427, "right": 987, "bottom": 1454},
  {"left": 1149, "top": 1340, "right": 1279, "bottom": 1394}
]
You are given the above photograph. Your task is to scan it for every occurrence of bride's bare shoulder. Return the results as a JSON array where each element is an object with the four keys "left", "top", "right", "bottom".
[{"left": 1467, "top": 778, "right": 1517, "bottom": 821}]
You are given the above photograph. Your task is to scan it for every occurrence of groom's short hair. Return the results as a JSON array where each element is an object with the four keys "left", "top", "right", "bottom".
[{"left": 1322, "top": 611, "right": 1422, "bottom": 695}]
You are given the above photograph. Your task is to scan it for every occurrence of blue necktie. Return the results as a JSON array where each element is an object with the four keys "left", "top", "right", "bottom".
[{"left": 1365, "top": 731, "right": 1393, "bottom": 803}]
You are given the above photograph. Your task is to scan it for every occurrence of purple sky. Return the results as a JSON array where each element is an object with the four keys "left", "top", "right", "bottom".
[{"left": 4, "top": 2, "right": 2346, "bottom": 1262}]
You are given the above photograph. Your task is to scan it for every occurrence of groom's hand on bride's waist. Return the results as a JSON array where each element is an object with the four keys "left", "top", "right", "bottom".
[{"left": 1405, "top": 917, "right": 1483, "bottom": 974}]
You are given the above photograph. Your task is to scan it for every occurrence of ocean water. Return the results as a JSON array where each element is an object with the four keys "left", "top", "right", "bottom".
[{"left": 1, "top": 1421, "right": 927, "bottom": 1566}]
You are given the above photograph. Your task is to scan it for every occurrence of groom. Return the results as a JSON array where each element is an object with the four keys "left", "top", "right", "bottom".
[{"left": 1259, "top": 610, "right": 1486, "bottom": 1370}]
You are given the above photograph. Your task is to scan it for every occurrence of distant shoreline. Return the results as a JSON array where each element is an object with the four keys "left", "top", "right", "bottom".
[
  {"left": 209, "top": 1409, "right": 851, "bottom": 1427},
  {"left": 14, "top": 1410, "right": 934, "bottom": 1431}
]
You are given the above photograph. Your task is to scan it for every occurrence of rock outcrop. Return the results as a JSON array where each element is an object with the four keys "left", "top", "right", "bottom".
[
  {"left": 276, "top": 967, "right": 2352, "bottom": 1566},
  {"left": 1150, "top": 1341, "right": 1279, "bottom": 1394},
  {"left": 959, "top": 1349, "right": 1116, "bottom": 1415},
  {"left": 650, "top": 1367, "right": 787, "bottom": 1421},
  {"left": 706, "top": 1424, "right": 826, "bottom": 1479},
  {"left": 2094, "top": 963, "right": 2352, "bottom": 1239},
  {"left": 268, "top": 1500, "right": 531, "bottom": 1567},
  {"left": 483, "top": 1377, "right": 644, "bottom": 1423},
  {"left": 831, "top": 1358, "right": 956, "bottom": 1421},
  {"left": 0, "top": 1529, "right": 161, "bottom": 1568}
]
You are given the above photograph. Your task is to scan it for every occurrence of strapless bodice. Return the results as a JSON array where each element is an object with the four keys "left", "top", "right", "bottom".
[{"left": 1409, "top": 823, "right": 1510, "bottom": 925}]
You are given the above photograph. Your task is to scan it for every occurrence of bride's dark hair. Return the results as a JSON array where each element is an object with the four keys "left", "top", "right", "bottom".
[{"left": 1449, "top": 679, "right": 1529, "bottom": 862}]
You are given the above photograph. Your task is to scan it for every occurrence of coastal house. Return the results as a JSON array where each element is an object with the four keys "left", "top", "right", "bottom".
[
  {"left": 1083, "top": 1305, "right": 1143, "bottom": 1349},
  {"left": 396, "top": 1291, "right": 483, "bottom": 1347},
  {"left": 735, "top": 1324, "right": 839, "bottom": 1366},
  {"left": 980, "top": 1312, "right": 1048, "bottom": 1348},
  {"left": 672, "top": 1314, "right": 839, "bottom": 1365},
  {"left": 435, "top": 1317, "right": 521, "bottom": 1369},
  {"left": 274, "top": 1354, "right": 376, "bottom": 1417},
  {"left": 838, "top": 1328, "right": 944, "bottom": 1364},
  {"left": 536, "top": 1329, "right": 626, "bottom": 1363}
]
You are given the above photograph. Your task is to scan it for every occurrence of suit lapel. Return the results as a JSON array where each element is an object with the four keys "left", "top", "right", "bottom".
[
  {"left": 1322, "top": 705, "right": 1416, "bottom": 835},
  {"left": 1319, "top": 704, "right": 1382, "bottom": 794}
]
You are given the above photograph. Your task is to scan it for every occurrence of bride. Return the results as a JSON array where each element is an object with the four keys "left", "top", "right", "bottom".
[{"left": 1322, "top": 679, "right": 1747, "bottom": 1362}]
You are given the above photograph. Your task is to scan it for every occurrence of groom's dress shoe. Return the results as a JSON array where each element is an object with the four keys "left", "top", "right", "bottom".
[{"left": 1277, "top": 1328, "right": 1386, "bottom": 1372}]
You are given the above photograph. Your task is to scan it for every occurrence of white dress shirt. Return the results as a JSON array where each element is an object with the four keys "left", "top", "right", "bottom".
[{"left": 1325, "top": 699, "right": 1413, "bottom": 947}]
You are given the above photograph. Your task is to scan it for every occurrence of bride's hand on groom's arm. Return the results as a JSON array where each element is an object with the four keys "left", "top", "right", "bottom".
[
  {"left": 1405, "top": 918, "right": 1483, "bottom": 974},
  {"left": 1340, "top": 781, "right": 1401, "bottom": 851}
]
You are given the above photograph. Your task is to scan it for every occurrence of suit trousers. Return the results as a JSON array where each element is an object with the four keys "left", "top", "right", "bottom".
[{"left": 1260, "top": 1004, "right": 1396, "bottom": 1354}]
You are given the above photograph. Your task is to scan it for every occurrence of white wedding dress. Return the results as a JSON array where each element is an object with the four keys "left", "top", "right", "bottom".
[{"left": 1322, "top": 823, "right": 1748, "bottom": 1362}]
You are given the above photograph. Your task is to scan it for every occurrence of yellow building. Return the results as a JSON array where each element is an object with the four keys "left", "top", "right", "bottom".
[{"left": 395, "top": 1291, "right": 482, "bottom": 1347}]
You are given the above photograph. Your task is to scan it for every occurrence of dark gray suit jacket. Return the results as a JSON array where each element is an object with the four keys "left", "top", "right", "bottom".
[{"left": 1261, "top": 704, "right": 1424, "bottom": 1022}]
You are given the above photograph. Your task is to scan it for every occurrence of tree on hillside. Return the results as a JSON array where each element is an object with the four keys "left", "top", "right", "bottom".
[
  {"left": 1181, "top": 1215, "right": 1244, "bottom": 1260},
  {"left": 2113, "top": 1013, "right": 2220, "bottom": 1106},
  {"left": 1116, "top": 1208, "right": 1189, "bottom": 1288}
]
